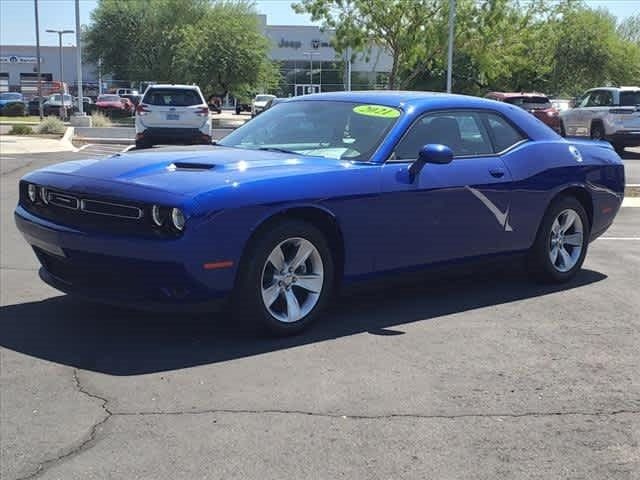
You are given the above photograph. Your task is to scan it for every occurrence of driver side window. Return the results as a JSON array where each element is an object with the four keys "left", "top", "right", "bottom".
[{"left": 393, "top": 111, "right": 493, "bottom": 160}]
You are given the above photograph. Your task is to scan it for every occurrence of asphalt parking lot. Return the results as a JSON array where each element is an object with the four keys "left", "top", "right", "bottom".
[{"left": 1, "top": 148, "right": 639, "bottom": 479}]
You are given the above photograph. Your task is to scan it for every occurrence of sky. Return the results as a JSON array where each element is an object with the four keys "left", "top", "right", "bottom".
[{"left": 0, "top": 0, "right": 637, "bottom": 47}]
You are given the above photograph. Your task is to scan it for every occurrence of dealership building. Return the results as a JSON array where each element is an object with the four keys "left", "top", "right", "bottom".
[{"left": 0, "top": 14, "right": 391, "bottom": 98}]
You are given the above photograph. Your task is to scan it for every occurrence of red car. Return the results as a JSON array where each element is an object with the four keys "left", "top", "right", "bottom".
[
  {"left": 485, "top": 92, "right": 560, "bottom": 133},
  {"left": 95, "top": 94, "right": 134, "bottom": 115}
]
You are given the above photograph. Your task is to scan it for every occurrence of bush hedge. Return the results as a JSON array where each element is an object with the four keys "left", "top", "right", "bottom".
[
  {"left": 2, "top": 102, "right": 26, "bottom": 116},
  {"left": 8, "top": 124, "right": 33, "bottom": 135}
]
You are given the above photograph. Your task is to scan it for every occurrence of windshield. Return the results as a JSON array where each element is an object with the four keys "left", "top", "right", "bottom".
[
  {"left": 0, "top": 93, "right": 22, "bottom": 100},
  {"left": 98, "top": 95, "right": 121, "bottom": 102},
  {"left": 505, "top": 96, "right": 551, "bottom": 109},
  {"left": 255, "top": 95, "right": 275, "bottom": 102},
  {"left": 620, "top": 91, "right": 640, "bottom": 106},
  {"left": 143, "top": 89, "right": 202, "bottom": 106},
  {"left": 218, "top": 100, "right": 401, "bottom": 161}
]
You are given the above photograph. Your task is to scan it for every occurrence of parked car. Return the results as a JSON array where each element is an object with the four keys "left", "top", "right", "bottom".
[
  {"left": 15, "top": 92, "right": 624, "bottom": 335},
  {"left": 116, "top": 88, "right": 139, "bottom": 97},
  {"left": 235, "top": 100, "right": 251, "bottom": 115},
  {"left": 95, "top": 94, "right": 133, "bottom": 115},
  {"left": 135, "top": 84, "right": 211, "bottom": 148},
  {"left": 27, "top": 96, "right": 46, "bottom": 116},
  {"left": 551, "top": 98, "right": 573, "bottom": 112},
  {"left": 485, "top": 92, "right": 560, "bottom": 133},
  {"left": 559, "top": 86, "right": 640, "bottom": 154},
  {"left": 251, "top": 94, "right": 276, "bottom": 117},
  {"left": 0, "top": 92, "right": 26, "bottom": 113},
  {"left": 42, "top": 94, "right": 73, "bottom": 116},
  {"left": 264, "top": 97, "right": 286, "bottom": 112},
  {"left": 121, "top": 93, "right": 143, "bottom": 108},
  {"left": 207, "top": 95, "right": 222, "bottom": 114}
]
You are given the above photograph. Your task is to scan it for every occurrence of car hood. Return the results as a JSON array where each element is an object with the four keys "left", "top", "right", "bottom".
[{"left": 29, "top": 147, "right": 359, "bottom": 197}]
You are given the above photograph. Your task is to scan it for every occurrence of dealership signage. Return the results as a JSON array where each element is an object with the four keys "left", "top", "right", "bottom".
[
  {"left": 0, "top": 55, "right": 43, "bottom": 64},
  {"left": 277, "top": 39, "right": 331, "bottom": 50}
]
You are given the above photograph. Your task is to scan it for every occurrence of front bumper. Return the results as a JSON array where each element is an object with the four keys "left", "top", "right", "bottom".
[
  {"left": 606, "top": 131, "right": 640, "bottom": 147},
  {"left": 15, "top": 206, "right": 232, "bottom": 310}
]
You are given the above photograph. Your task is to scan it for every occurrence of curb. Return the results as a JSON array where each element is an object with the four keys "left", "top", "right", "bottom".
[{"left": 73, "top": 137, "right": 134, "bottom": 145}]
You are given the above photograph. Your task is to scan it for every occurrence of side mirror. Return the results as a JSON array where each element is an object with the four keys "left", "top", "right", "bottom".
[{"left": 408, "top": 144, "right": 454, "bottom": 180}]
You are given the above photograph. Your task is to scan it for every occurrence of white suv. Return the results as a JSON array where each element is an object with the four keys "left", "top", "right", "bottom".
[
  {"left": 560, "top": 86, "right": 640, "bottom": 153},
  {"left": 135, "top": 84, "right": 212, "bottom": 148}
]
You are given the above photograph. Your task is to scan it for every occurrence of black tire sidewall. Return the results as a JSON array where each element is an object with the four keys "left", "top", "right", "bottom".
[
  {"left": 528, "top": 196, "right": 590, "bottom": 283},
  {"left": 234, "top": 219, "right": 335, "bottom": 335},
  {"left": 590, "top": 123, "right": 604, "bottom": 140}
]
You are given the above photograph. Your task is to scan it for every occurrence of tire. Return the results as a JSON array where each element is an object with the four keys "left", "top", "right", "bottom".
[
  {"left": 590, "top": 123, "right": 605, "bottom": 141},
  {"left": 559, "top": 121, "right": 567, "bottom": 137},
  {"left": 135, "top": 139, "right": 151, "bottom": 149},
  {"left": 527, "top": 195, "right": 590, "bottom": 283},
  {"left": 233, "top": 219, "right": 335, "bottom": 336},
  {"left": 613, "top": 144, "right": 626, "bottom": 156}
]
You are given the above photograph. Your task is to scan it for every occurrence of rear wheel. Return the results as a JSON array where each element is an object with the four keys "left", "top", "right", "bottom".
[
  {"left": 559, "top": 121, "right": 567, "bottom": 137},
  {"left": 233, "top": 219, "right": 334, "bottom": 335},
  {"left": 527, "top": 196, "right": 590, "bottom": 283},
  {"left": 613, "top": 144, "right": 626, "bottom": 155}
]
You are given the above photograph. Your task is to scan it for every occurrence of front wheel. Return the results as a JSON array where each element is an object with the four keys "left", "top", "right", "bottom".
[
  {"left": 233, "top": 219, "right": 335, "bottom": 335},
  {"left": 590, "top": 123, "right": 605, "bottom": 141},
  {"left": 527, "top": 196, "right": 590, "bottom": 283}
]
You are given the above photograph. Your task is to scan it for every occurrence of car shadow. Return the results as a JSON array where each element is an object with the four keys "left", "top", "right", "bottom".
[{"left": 0, "top": 266, "right": 606, "bottom": 376}]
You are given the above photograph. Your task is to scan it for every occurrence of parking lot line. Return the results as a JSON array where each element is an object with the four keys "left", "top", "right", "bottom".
[
  {"left": 597, "top": 237, "right": 640, "bottom": 240},
  {"left": 621, "top": 197, "right": 640, "bottom": 208}
]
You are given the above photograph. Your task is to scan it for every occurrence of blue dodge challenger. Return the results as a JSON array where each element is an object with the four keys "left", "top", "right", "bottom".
[{"left": 15, "top": 92, "right": 625, "bottom": 334}]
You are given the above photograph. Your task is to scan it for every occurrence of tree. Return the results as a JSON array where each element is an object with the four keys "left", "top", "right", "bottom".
[
  {"left": 293, "top": 0, "right": 448, "bottom": 89},
  {"left": 618, "top": 13, "right": 640, "bottom": 45},
  {"left": 84, "top": 0, "right": 277, "bottom": 96},
  {"left": 173, "top": 2, "right": 279, "bottom": 96}
]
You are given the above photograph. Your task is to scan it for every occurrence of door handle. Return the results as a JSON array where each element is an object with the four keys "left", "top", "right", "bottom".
[{"left": 489, "top": 168, "right": 505, "bottom": 178}]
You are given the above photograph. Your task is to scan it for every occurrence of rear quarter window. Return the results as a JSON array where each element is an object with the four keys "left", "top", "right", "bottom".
[
  {"left": 620, "top": 91, "right": 640, "bottom": 106},
  {"left": 143, "top": 89, "right": 203, "bottom": 106},
  {"left": 484, "top": 113, "right": 526, "bottom": 153}
]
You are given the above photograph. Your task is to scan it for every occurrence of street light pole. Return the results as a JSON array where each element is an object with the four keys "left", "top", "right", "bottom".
[
  {"left": 446, "top": 0, "right": 456, "bottom": 93},
  {"left": 34, "top": 0, "right": 43, "bottom": 119},
  {"left": 46, "top": 28, "right": 74, "bottom": 119},
  {"left": 74, "top": 0, "right": 83, "bottom": 115},
  {"left": 304, "top": 51, "right": 319, "bottom": 94}
]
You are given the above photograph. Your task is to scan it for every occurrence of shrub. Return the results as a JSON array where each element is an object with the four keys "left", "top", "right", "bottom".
[
  {"left": 91, "top": 111, "right": 112, "bottom": 127},
  {"left": 8, "top": 124, "right": 33, "bottom": 135},
  {"left": 35, "top": 117, "right": 66, "bottom": 135},
  {"left": 2, "top": 102, "right": 26, "bottom": 116}
]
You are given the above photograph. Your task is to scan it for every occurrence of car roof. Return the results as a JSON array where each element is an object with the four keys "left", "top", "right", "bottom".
[
  {"left": 587, "top": 86, "right": 640, "bottom": 92},
  {"left": 286, "top": 90, "right": 525, "bottom": 110},
  {"left": 486, "top": 92, "right": 548, "bottom": 99},
  {"left": 146, "top": 84, "right": 201, "bottom": 90}
]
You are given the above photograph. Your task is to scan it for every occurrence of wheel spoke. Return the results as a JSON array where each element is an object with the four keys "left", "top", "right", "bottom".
[
  {"left": 295, "top": 274, "right": 323, "bottom": 293},
  {"left": 290, "top": 240, "right": 314, "bottom": 271},
  {"left": 551, "top": 218, "right": 561, "bottom": 234},
  {"left": 558, "top": 247, "right": 572, "bottom": 269},
  {"left": 564, "top": 232, "right": 583, "bottom": 246},
  {"left": 560, "top": 211, "right": 577, "bottom": 233},
  {"left": 267, "top": 246, "right": 286, "bottom": 271},
  {"left": 262, "top": 283, "right": 281, "bottom": 307},
  {"left": 284, "top": 289, "right": 301, "bottom": 321},
  {"left": 550, "top": 245, "right": 559, "bottom": 265}
]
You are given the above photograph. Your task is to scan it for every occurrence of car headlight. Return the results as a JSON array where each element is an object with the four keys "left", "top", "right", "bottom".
[
  {"left": 171, "top": 208, "right": 186, "bottom": 231},
  {"left": 27, "top": 184, "right": 37, "bottom": 202},
  {"left": 39, "top": 186, "right": 48, "bottom": 204},
  {"left": 151, "top": 205, "right": 168, "bottom": 226}
]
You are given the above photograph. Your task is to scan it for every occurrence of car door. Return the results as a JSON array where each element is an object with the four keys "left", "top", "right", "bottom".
[
  {"left": 565, "top": 91, "right": 591, "bottom": 136},
  {"left": 375, "top": 110, "right": 515, "bottom": 272}
]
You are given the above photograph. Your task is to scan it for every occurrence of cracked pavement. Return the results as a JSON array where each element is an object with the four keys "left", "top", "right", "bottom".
[{"left": 1, "top": 149, "right": 639, "bottom": 479}]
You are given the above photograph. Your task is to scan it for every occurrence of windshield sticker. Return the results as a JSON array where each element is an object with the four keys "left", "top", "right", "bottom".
[{"left": 353, "top": 105, "right": 401, "bottom": 118}]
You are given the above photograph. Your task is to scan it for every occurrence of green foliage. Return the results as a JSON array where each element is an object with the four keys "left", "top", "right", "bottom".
[
  {"left": 294, "top": 0, "right": 640, "bottom": 95},
  {"left": 91, "top": 111, "right": 113, "bottom": 127},
  {"left": 8, "top": 124, "right": 33, "bottom": 135},
  {"left": 35, "top": 117, "right": 66, "bottom": 135},
  {"left": 85, "top": 0, "right": 277, "bottom": 96},
  {"left": 2, "top": 102, "right": 26, "bottom": 116}
]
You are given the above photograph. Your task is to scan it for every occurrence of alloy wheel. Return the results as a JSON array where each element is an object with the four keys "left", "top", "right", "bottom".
[
  {"left": 548, "top": 209, "right": 584, "bottom": 273},
  {"left": 261, "top": 237, "right": 324, "bottom": 323}
]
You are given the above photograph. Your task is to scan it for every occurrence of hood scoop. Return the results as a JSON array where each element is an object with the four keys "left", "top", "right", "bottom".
[{"left": 169, "top": 162, "right": 215, "bottom": 171}]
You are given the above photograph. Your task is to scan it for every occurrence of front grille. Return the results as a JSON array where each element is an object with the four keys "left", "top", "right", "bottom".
[{"left": 20, "top": 182, "right": 175, "bottom": 238}]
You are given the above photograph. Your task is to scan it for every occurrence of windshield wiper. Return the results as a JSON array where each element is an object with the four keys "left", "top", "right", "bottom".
[{"left": 257, "top": 147, "right": 302, "bottom": 155}]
